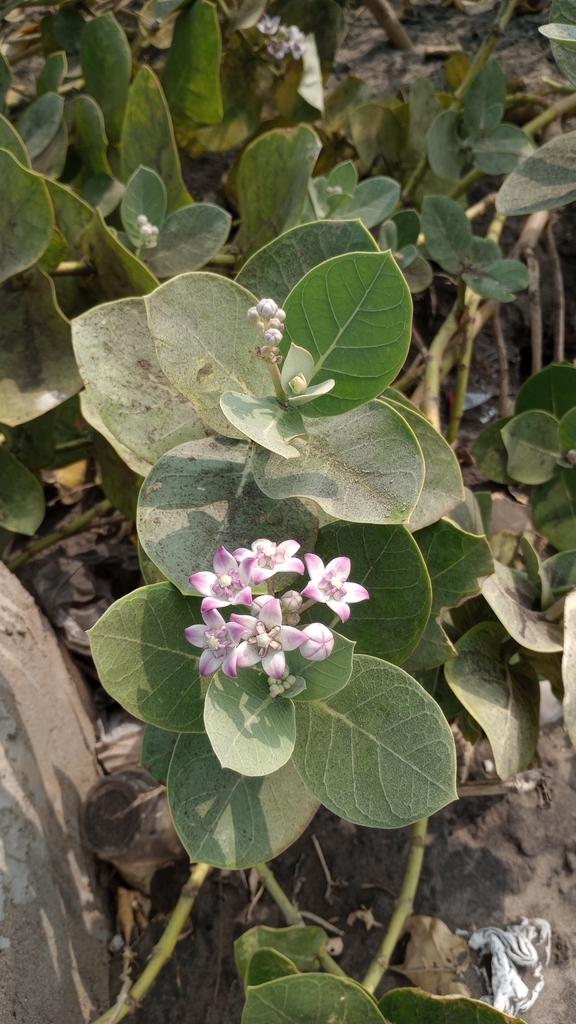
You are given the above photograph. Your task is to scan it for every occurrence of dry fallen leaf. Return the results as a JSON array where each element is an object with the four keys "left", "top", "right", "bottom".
[
  {"left": 42, "top": 459, "right": 90, "bottom": 504},
  {"left": 346, "top": 906, "right": 383, "bottom": 932},
  {"left": 395, "top": 915, "right": 471, "bottom": 996}
]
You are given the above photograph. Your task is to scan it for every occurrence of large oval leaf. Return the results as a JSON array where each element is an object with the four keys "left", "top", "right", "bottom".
[
  {"left": 379, "top": 987, "right": 522, "bottom": 1023},
  {"left": 0, "top": 149, "right": 53, "bottom": 285},
  {"left": 252, "top": 401, "right": 425, "bottom": 525},
  {"left": 0, "top": 448, "right": 45, "bottom": 535},
  {"left": 146, "top": 203, "right": 231, "bottom": 278},
  {"left": 89, "top": 582, "right": 206, "bottom": 731},
  {"left": 17, "top": 91, "right": 63, "bottom": 160},
  {"left": 281, "top": 251, "right": 411, "bottom": 417},
  {"left": 288, "top": 631, "right": 355, "bottom": 702},
  {"left": 81, "top": 13, "right": 131, "bottom": 146},
  {"left": 501, "top": 410, "right": 561, "bottom": 484},
  {"left": 309, "top": 522, "right": 432, "bottom": 666},
  {"left": 235, "top": 925, "right": 328, "bottom": 978},
  {"left": 72, "top": 295, "right": 209, "bottom": 463},
  {"left": 292, "top": 654, "right": 457, "bottom": 828},
  {"left": 242, "top": 975, "right": 387, "bottom": 1024},
  {"left": 237, "top": 125, "right": 322, "bottom": 258},
  {"left": 167, "top": 733, "right": 319, "bottom": 868},
  {"left": 497, "top": 130, "right": 576, "bottom": 215},
  {"left": 482, "top": 560, "right": 563, "bottom": 653},
  {"left": 146, "top": 271, "right": 269, "bottom": 436},
  {"left": 204, "top": 667, "right": 296, "bottom": 776},
  {"left": 137, "top": 437, "right": 318, "bottom": 593},
  {"left": 0, "top": 111, "right": 31, "bottom": 166},
  {"left": 515, "top": 363, "right": 576, "bottom": 419},
  {"left": 472, "top": 417, "right": 514, "bottom": 484},
  {"left": 445, "top": 622, "right": 540, "bottom": 780},
  {"left": 533, "top": 469, "right": 576, "bottom": 551},
  {"left": 236, "top": 219, "right": 378, "bottom": 306},
  {"left": 141, "top": 724, "right": 178, "bottom": 784},
  {"left": 163, "top": 0, "right": 222, "bottom": 137}
]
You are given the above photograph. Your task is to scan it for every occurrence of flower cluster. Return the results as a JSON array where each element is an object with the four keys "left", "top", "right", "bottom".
[
  {"left": 247, "top": 298, "right": 286, "bottom": 364},
  {"left": 135, "top": 214, "right": 159, "bottom": 249},
  {"left": 257, "top": 14, "right": 306, "bottom": 61},
  {"left": 185, "top": 539, "right": 369, "bottom": 696}
]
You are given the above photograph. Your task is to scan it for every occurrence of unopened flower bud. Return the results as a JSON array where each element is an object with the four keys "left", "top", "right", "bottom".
[
  {"left": 289, "top": 373, "right": 308, "bottom": 395},
  {"left": 268, "top": 318, "right": 285, "bottom": 332},
  {"left": 326, "top": 185, "right": 343, "bottom": 196},
  {"left": 567, "top": 449, "right": 576, "bottom": 465},
  {"left": 256, "top": 298, "right": 278, "bottom": 319},
  {"left": 275, "top": 308, "right": 286, "bottom": 322},
  {"left": 264, "top": 328, "right": 283, "bottom": 345},
  {"left": 284, "top": 612, "right": 300, "bottom": 626},
  {"left": 136, "top": 214, "right": 148, "bottom": 226},
  {"left": 281, "top": 591, "right": 303, "bottom": 612},
  {"left": 247, "top": 306, "right": 260, "bottom": 322},
  {"left": 300, "top": 622, "right": 334, "bottom": 662}
]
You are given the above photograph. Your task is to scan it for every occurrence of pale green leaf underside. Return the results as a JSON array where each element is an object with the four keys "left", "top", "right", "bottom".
[
  {"left": 288, "top": 630, "right": 355, "bottom": 702},
  {"left": 482, "top": 560, "right": 564, "bottom": 653},
  {"left": 220, "top": 393, "right": 306, "bottom": 459}
]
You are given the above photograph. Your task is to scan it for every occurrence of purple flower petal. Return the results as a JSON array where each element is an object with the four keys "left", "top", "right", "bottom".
[
  {"left": 301, "top": 580, "right": 324, "bottom": 602},
  {"left": 279, "top": 625, "right": 306, "bottom": 651},
  {"left": 189, "top": 570, "right": 217, "bottom": 596},
  {"left": 213, "top": 546, "right": 237, "bottom": 575},
  {"left": 283, "top": 557, "right": 305, "bottom": 575},
  {"left": 227, "top": 620, "right": 248, "bottom": 645},
  {"left": 232, "top": 546, "right": 252, "bottom": 560},
  {"left": 236, "top": 642, "right": 261, "bottom": 668},
  {"left": 230, "top": 613, "right": 257, "bottom": 637},
  {"left": 200, "top": 602, "right": 226, "bottom": 629},
  {"left": 238, "top": 556, "right": 257, "bottom": 585},
  {"left": 304, "top": 552, "right": 324, "bottom": 581},
  {"left": 326, "top": 555, "right": 351, "bottom": 578},
  {"left": 258, "top": 598, "right": 282, "bottom": 629},
  {"left": 199, "top": 649, "right": 220, "bottom": 676},
  {"left": 222, "top": 647, "right": 238, "bottom": 678},
  {"left": 184, "top": 623, "right": 207, "bottom": 647},
  {"left": 230, "top": 585, "right": 253, "bottom": 606},
  {"left": 326, "top": 598, "right": 351, "bottom": 623},
  {"left": 280, "top": 539, "right": 301, "bottom": 559},
  {"left": 262, "top": 650, "right": 286, "bottom": 679},
  {"left": 344, "top": 582, "right": 370, "bottom": 603}
]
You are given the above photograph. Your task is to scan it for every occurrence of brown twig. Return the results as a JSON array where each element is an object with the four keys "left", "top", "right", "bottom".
[
  {"left": 492, "top": 312, "right": 511, "bottom": 418},
  {"left": 361, "top": 0, "right": 414, "bottom": 50},
  {"left": 545, "top": 219, "right": 566, "bottom": 362},
  {"left": 508, "top": 210, "right": 550, "bottom": 260},
  {"left": 465, "top": 192, "right": 497, "bottom": 223},
  {"left": 526, "top": 248, "right": 543, "bottom": 374}
]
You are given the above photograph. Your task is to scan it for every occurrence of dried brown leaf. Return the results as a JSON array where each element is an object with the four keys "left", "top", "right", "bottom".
[{"left": 395, "top": 915, "right": 471, "bottom": 996}]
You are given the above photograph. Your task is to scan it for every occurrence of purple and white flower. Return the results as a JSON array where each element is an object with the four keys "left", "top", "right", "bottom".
[
  {"left": 189, "top": 546, "right": 254, "bottom": 607},
  {"left": 256, "top": 13, "right": 281, "bottom": 35},
  {"left": 299, "top": 622, "right": 334, "bottom": 661},
  {"left": 234, "top": 538, "right": 304, "bottom": 585},
  {"left": 184, "top": 603, "right": 246, "bottom": 678},
  {"left": 232, "top": 598, "right": 306, "bottom": 679},
  {"left": 302, "top": 554, "right": 369, "bottom": 623}
]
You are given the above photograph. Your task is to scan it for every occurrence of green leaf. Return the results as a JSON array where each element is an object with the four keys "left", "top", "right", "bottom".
[
  {"left": 541, "top": 550, "right": 576, "bottom": 603},
  {"left": 350, "top": 103, "right": 402, "bottom": 174},
  {"left": 275, "top": 0, "right": 346, "bottom": 77},
  {"left": 32, "top": 118, "right": 67, "bottom": 179},
  {"left": 137, "top": 436, "right": 318, "bottom": 593},
  {"left": 0, "top": 266, "right": 80, "bottom": 427},
  {"left": 252, "top": 401, "right": 425, "bottom": 525},
  {"left": 404, "top": 519, "right": 493, "bottom": 674},
  {"left": 407, "top": 76, "right": 442, "bottom": 162},
  {"left": 37, "top": 51, "right": 67, "bottom": 97},
  {"left": 320, "top": 76, "right": 371, "bottom": 134},
  {"left": 193, "top": 41, "right": 274, "bottom": 154},
  {"left": 236, "top": 220, "right": 378, "bottom": 307},
  {"left": 121, "top": 67, "right": 193, "bottom": 214},
  {"left": 237, "top": 126, "right": 322, "bottom": 258},
  {"left": 501, "top": 410, "right": 561, "bottom": 484},
  {"left": 296, "top": 34, "right": 324, "bottom": 118},
  {"left": 533, "top": 468, "right": 576, "bottom": 551},
  {"left": 515, "top": 363, "right": 576, "bottom": 418},
  {"left": 0, "top": 111, "right": 31, "bottom": 166},
  {"left": 81, "top": 13, "right": 131, "bottom": 146},
  {"left": 53, "top": 7, "right": 85, "bottom": 54},
  {"left": 392, "top": 210, "right": 420, "bottom": 249},
  {"left": 281, "top": 251, "right": 411, "bottom": 417},
  {"left": 163, "top": 0, "right": 223, "bottom": 134},
  {"left": 145, "top": 203, "right": 231, "bottom": 278},
  {"left": 550, "top": 0, "right": 576, "bottom": 86},
  {"left": 230, "top": 0, "right": 267, "bottom": 29},
  {"left": 140, "top": 724, "right": 179, "bottom": 783},
  {"left": 421, "top": 195, "right": 472, "bottom": 275},
  {"left": 246, "top": 948, "right": 299, "bottom": 987},
  {"left": 0, "top": 408, "right": 59, "bottom": 471},
  {"left": 427, "top": 110, "right": 466, "bottom": 180},
  {"left": 463, "top": 258, "right": 529, "bottom": 302},
  {"left": 481, "top": 560, "right": 564, "bottom": 652},
  {"left": 445, "top": 622, "right": 540, "bottom": 780},
  {"left": 329, "top": 177, "right": 400, "bottom": 230},
  {"left": 204, "top": 668, "right": 296, "bottom": 776},
  {"left": 0, "top": 447, "right": 45, "bottom": 535},
  {"left": 121, "top": 166, "right": 167, "bottom": 248},
  {"left": 472, "top": 417, "right": 514, "bottom": 484},
  {"left": 17, "top": 91, "right": 63, "bottom": 160},
  {"left": 83, "top": 386, "right": 153, "bottom": 477},
  {"left": 242, "top": 975, "right": 387, "bottom": 1024},
  {"left": 309, "top": 522, "right": 431, "bottom": 666},
  {"left": 168, "top": 732, "right": 319, "bottom": 868},
  {"left": 80, "top": 211, "right": 159, "bottom": 302},
  {"left": 89, "top": 582, "right": 207, "bottom": 731},
  {"left": 293, "top": 653, "right": 456, "bottom": 827},
  {"left": 562, "top": 590, "right": 576, "bottom": 750},
  {"left": 418, "top": 666, "right": 463, "bottom": 719},
  {"left": 235, "top": 926, "right": 327, "bottom": 979},
  {"left": 220, "top": 394, "right": 306, "bottom": 459},
  {"left": 73, "top": 95, "right": 113, "bottom": 177},
  {"left": 447, "top": 487, "right": 486, "bottom": 537},
  {"left": 496, "top": 130, "right": 576, "bottom": 215},
  {"left": 379, "top": 987, "right": 525, "bottom": 1023},
  {"left": 471, "top": 124, "right": 535, "bottom": 175},
  {"left": 94, "top": 431, "right": 143, "bottom": 520},
  {"left": 72, "top": 296, "right": 209, "bottom": 464},
  {"left": 146, "top": 271, "right": 269, "bottom": 437},
  {"left": 463, "top": 60, "right": 505, "bottom": 137},
  {"left": 403, "top": 255, "right": 434, "bottom": 294},
  {"left": 287, "top": 631, "right": 355, "bottom": 702},
  {"left": 559, "top": 406, "right": 576, "bottom": 452},
  {"left": 381, "top": 395, "right": 464, "bottom": 529},
  {"left": 82, "top": 175, "right": 125, "bottom": 218},
  {"left": 0, "top": 53, "right": 12, "bottom": 112},
  {"left": 540, "top": 21, "right": 576, "bottom": 48},
  {"left": 47, "top": 178, "right": 93, "bottom": 259}
]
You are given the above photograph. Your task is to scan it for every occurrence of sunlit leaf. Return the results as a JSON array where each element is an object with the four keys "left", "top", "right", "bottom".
[
  {"left": 141, "top": 724, "right": 179, "bottom": 784},
  {"left": 81, "top": 13, "right": 131, "bottom": 146},
  {"left": 220, "top": 393, "right": 306, "bottom": 459},
  {"left": 145, "top": 203, "right": 231, "bottom": 278},
  {"left": 163, "top": 0, "right": 223, "bottom": 137},
  {"left": 497, "top": 130, "right": 576, "bottom": 215}
]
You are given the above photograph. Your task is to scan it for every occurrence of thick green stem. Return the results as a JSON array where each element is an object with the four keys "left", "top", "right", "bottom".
[
  {"left": 361, "top": 818, "right": 429, "bottom": 995},
  {"left": 419, "top": 311, "right": 458, "bottom": 430},
  {"left": 446, "top": 289, "right": 481, "bottom": 445},
  {"left": 452, "top": 0, "right": 519, "bottom": 103},
  {"left": 208, "top": 253, "right": 236, "bottom": 266},
  {"left": 6, "top": 499, "right": 112, "bottom": 572},
  {"left": 52, "top": 260, "right": 93, "bottom": 276},
  {"left": 255, "top": 862, "right": 347, "bottom": 978},
  {"left": 93, "top": 863, "right": 211, "bottom": 1024},
  {"left": 401, "top": 156, "right": 429, "bottom": 204},
  {"left": 266, "top": 361, "right": 287, "bottom": 404}
]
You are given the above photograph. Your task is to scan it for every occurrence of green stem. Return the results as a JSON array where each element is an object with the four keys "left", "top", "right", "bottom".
[
  {"left": 419, "top": 304, "right": 460, "bottom": 431},
  {"left": 207, "top": 253, "right": 236, "bottom": 266},
  {"left": 255, "top": 862, "right": 347, "bottom": 978},
  {"left": 401, "top": 156, "right": 429, "bottom": 204},
  {"left": 452, "top": 0, "right": 519, "bottom": 103},
  {"left": 361, "top": 817, "right": 428, "bottom": 995},
  {"left": 446, "top": 289, "right": 481, "bottom": 445},
  {"left": 51, "top": 260, "right": 92, "bottom": 277},
  {"left": 93, "top": 863, "right": 211, "bottom": 1024},
  {"left": 448, "top": 167, "right": 484, "bottom": 201},
  {"left": 266, "top": 361, "right": 287, "bottom": 404},
  {"left": 6, "top": 499, "right": 112, "bottom": 572}
]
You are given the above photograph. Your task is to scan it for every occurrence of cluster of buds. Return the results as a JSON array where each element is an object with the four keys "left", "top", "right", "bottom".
[
  {"left": 247, "top": 298, "right": 286, "bottom": 364},
  {"left": 559, "top": 448, "right": 576, "bottom": 468},
  {"left": 256, "top": 14, "right": 306, "bottom": 61},
  {"left": 185, "top": 540, "right": 369, "bottom": 696},
  {"left": 136, "top": 214, "right": 159, "bottom": 249}
]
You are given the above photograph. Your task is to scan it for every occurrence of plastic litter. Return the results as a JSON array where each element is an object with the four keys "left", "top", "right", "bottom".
[{"left": 468, "top": 917, "right": 551, "bottom": 1016}]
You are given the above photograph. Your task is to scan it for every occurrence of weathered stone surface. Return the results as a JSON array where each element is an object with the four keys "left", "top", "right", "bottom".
[{"left": 0, "top": 563, "right": 110, "bottom": 1023}]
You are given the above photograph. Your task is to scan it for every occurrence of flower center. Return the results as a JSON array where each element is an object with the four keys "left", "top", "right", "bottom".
[
  {"left": 248, "top": 621, "right": 282, "bottom": 657},
  {"left": 255, "top": 542, "right": 285, "bottom": 569},
  {"left": 204, "top": 627, "right": 231, "bottom": 657},
  {"left": 212, "top": 568, "right": 242, "bottom": 599},
  {"left": 319, "top": 570, "right": 347, "bottom": 600}
]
